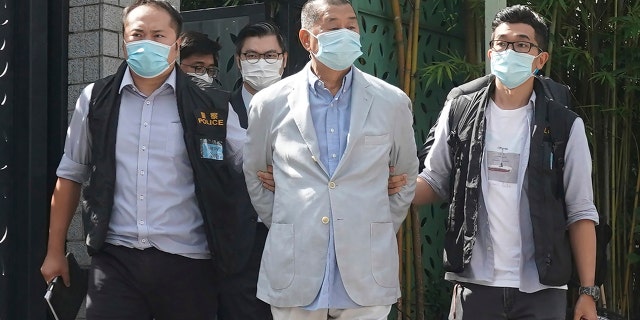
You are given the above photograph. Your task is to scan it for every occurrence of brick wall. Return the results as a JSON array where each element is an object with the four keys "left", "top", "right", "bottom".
[{"left": 65, "top": 1, "right": 180, "bottom": 318}]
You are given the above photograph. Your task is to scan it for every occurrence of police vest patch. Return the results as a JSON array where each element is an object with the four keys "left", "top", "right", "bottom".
[{"left": 200, "top": 138, "right": 224, "bottom": 160}]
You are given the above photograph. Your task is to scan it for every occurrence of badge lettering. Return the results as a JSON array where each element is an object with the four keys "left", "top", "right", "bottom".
[{"left": 197, "top": 112, "right": 224, "bottom": 126}]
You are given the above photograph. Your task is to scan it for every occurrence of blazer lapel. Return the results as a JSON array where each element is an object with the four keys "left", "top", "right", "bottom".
[
  {"left": 333, "top": 68, "right": 373, "bottom": 177},
  {"left": 288, "top": 71, "right": 329, "bottom": 176}
]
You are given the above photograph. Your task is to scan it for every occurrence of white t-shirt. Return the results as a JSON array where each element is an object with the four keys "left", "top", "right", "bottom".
[{"left": 481, "top": 98, "right": 533, "bottom": 287}]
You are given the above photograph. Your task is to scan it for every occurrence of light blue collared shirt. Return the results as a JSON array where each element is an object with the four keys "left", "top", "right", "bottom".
[
  {"left": 304, "top": 66, "right": 360, "bottom": 309},
  {"left": 57, "top": 67, "right": 245, "bottom": 259}
]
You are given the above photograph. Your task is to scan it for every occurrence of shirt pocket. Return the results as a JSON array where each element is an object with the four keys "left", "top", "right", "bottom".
[{"left": 165, "top": 122, "right": 186, "bottom": 157}]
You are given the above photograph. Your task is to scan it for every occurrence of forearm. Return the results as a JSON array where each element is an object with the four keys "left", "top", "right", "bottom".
[
  {"left": 47, "top": 178, "right": 82, "bottom": 255},
  {"left": 568, "top": 219, "right": 597, "bottom": 286},
  {"left": 389, "top": 172, "right": 417, "bottom": 231},
  {"left": 413, "top": 176, "right": 442, "bottom": 205}
]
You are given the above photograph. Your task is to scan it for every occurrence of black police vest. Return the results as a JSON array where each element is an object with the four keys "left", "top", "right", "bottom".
[
  {"left": 229, "top": 88, "right": 248, "bottom": 129},
  {"left": 81, "top": 62, "right": 255, "bottom": 274}
]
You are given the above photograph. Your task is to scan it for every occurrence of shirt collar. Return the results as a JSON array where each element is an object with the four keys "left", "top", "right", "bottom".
[
  {"left": 306, "top": 63, "right": 354, "bottom": 97},
  {"left": 241, "top": 84, "right": 254, "bottom": 107},
  {"left": 119, "top": 66, "right": 177, "bottom": 95},
  {"left": 528, "top": 90, "right": 537, "bottom": 106}
]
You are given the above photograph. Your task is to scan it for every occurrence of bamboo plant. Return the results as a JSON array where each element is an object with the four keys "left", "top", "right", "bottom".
[{"left": 390, "top": 0, "right": 427, "bottom": 318}]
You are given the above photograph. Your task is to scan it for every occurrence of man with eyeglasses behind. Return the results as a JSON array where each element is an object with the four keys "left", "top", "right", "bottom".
[
  {"left": 179, "top": 30, "right": 222, "bottom": 88},
  {"left": 230, "top": 22, "right": 287, "bottom": 129},
  {"left": 214, "top": 21, "right": 284, "bottom": 320},
  {"left": 413, "top": 5, "right": 599, "bottom": 320}
]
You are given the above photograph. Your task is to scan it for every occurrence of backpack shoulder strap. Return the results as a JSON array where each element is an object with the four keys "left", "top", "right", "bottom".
[{"left": 535, "top": 75, "right": 572, "bottom": 108}]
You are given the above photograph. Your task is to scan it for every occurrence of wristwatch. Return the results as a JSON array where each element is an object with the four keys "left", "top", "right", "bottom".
[{"left": 578, "top": 286, "right": 601, "bottom": 302}]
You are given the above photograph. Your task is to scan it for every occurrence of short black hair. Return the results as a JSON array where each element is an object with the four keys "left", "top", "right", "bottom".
[
  {"left": 235, "top": 22, "right": 286, "bottom": 56},
  {"left": 301, "top": 0, "right": 353, "bottom": 30},
  {"left": 180, "top": 31, "right": 222, "bottom": 65},
  {"left": 492, "top": 5, "right": 549, "bottom": 51},
  {"left": 123, "top": 0, "right": 183, "bottom": 37}
]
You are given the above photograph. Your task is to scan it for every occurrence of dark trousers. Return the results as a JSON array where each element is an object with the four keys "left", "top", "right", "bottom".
[
  {"left": 86, "top": 244, "right": 219, "bottom": 320},
  {"left": 449, "top": 282, "right": 566, "bottom": 320},
  {"left": 218, "top": 223, "right": 272, "bottom": 320}
]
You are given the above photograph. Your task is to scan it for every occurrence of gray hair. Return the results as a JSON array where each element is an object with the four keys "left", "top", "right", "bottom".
[{"left": 300, "top": 0, "right": 353, "bottom": 30}]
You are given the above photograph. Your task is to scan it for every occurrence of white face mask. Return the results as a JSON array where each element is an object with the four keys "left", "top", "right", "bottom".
[
  {"left": 240, "top": 59, "right": 283, "bottom": 91},
  {"left": 188, "top": 72, "right": 214, "bottom": 84}
]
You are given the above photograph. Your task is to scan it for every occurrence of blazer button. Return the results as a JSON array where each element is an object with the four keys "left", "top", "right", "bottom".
[
  {"left": 328, "top": 181, "right": 336, "bottom": 189},
  {"left": 321, "top": 216, "right": 330, "bottom": 224}
]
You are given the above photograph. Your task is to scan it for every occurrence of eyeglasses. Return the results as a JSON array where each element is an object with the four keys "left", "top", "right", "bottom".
[
  {"left": 489, "top": 40, "right": 542, "bottom": 53},
  {"left": 180, "top": 63, "right": 219, "bottom": 78},
  {"left": 241, "top": 51, "right": 284, "bottom": 64}
]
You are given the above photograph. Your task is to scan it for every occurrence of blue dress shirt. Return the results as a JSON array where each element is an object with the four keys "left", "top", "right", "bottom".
[{"left": 304, "top": 67, "right": 360, "bottom": 309}]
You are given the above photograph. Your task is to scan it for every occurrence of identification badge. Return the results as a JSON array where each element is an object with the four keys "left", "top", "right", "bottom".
[{"left": 200, "top": 138, "right": 224, "bottom": 160}]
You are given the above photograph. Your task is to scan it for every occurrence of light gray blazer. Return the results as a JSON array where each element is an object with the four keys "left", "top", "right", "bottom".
[{"left": 243, "top": 65, "right": 418, "bottom": 307}]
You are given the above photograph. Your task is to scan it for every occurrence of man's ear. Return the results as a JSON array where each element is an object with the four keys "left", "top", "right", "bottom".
[
  {"left": 299, "top": 29, "right": 311, "bottom": 51},
  {"left": 535, "top": 51, "right": 549, "bottom": 70},
  {"left": 175, "top": 36, "right": 182, "bottom": 52},
  {"left": 235, "top": 54, "right": 242, "bottom": 70},
  {"left": 281, "top": 52, "right": 289, "bottom": 74},
  {"left": 122, "top": 40, "right": 128, "bottom": 59}
]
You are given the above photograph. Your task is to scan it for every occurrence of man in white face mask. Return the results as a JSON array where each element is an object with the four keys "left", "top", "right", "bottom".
[
  {"left": 179, "top": 31, "right": 222, "bottom": 88},
  {"left": 231, "top": 22, "right": 288, "bottom": 129},
  {"left": 211, "top": 21, "right": 288, "bottom": 320},
  {"left": 242, "top": 0, "right": 418, "bottom": 318}
]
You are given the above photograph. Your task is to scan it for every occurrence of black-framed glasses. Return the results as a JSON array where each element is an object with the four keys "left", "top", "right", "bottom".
[
  {"left": 180, "top": 63, "right": 219, "bottom": 78},
  {"left": 489, "top": 40, "right": 542, "bottom": 53},
  {"left": 241, "top": 51, "right": 284, "bottom": 64}
]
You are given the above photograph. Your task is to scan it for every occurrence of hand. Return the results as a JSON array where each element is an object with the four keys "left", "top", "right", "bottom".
[
  {"left": 388, "top": 166, "right": 408, "bottom": 196},
  {"left": 41, "top": 252, "right": 70, "bottom": 287},
  {"left": 258, "top": 165, "right": 275, "bottom": 192},
  {"left": 573, "top": 294, "right": 597, "bottom": 320}
]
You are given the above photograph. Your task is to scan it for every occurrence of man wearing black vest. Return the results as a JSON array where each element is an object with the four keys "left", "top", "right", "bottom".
[
  {"left": 211, "top": 21, "right": 288, "bottom": 320},
  {"left": 230, "top": 22, "right": 288, "bottom": 129},
  {"left": 413, "top": 5, "right": 599, "bottom": 320},
  {"left": 40, "top": 1, "right": 250, "bottom": 318}
]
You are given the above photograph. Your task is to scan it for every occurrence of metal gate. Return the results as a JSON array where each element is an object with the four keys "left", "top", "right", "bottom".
[{"left": 0, "top": 0, "right": 68, "bottom": 319}]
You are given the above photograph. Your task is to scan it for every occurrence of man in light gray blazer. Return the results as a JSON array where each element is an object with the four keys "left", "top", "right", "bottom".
[{"left": 243, "top": 0, "right": 418, "bottom": 318}]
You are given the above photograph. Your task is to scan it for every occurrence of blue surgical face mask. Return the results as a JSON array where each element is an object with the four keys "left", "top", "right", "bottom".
[
  {"left": 308, "top": 28, "right": 362, "bottom": 71},
  {"left": 490, "top": 49, "right": 538, "bottom": 89},
  {"left": 125, "top": 40, "right": 175, "bottom": 78}
]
